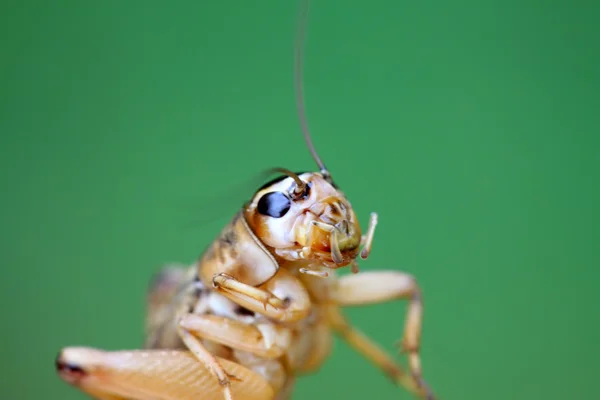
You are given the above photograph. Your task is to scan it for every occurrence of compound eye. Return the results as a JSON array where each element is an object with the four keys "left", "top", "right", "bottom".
[{"left": 257, "top": 191, "right": 291, "bottom": 218}]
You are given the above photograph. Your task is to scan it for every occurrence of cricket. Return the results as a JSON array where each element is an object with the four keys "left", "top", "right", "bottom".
[{"left": 55, "top": 1, "right": 436, "bottom": 399}]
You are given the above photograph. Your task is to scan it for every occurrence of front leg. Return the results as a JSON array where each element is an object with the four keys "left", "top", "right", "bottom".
[
  {"left": 330, "top": 270, "right": 435, "bottom": 400},
  {"left": 56, "top": 346, "right": 275, "bottom": 400},
  {"left": 213, "top": 268, "right": 312, "bottom": 323},
  {"left": 176, "top": 268, "right": 310, "bottom": 399}
]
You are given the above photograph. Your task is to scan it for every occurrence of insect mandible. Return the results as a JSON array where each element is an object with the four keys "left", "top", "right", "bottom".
[{"left": 56, "top": 1, "right": 436, "bottom": 399}]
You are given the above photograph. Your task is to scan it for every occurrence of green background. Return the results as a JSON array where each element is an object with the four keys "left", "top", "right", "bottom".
[{"left": 1, "top": 1, "right": 598, "bottom": 399}]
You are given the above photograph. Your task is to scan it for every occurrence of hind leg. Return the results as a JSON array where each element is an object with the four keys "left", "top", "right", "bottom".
[{"left": 56, "top": 347, "right": 275, "bottom": 400}]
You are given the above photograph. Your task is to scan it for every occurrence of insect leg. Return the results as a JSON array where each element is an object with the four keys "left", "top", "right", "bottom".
[
  {"left": 325, "top": 306, "right": 426, "bottom": 398},
  {"left": 56, "top": 346, "right": 275, "bottom": 400},
  {"left": 360, "top": 212, "right": 378, "bottom": 259},
  {"left": 213, "top": 274, "right": 288, "bottom": 309},
  {"left": 329, "top": 271, "right": 436, "bottom": 400},
  {"left": 180, "top": 314, "right": 291, "bottom": 359},
  {"left": 177, "top": 322, "right": 239, "bottom": 400},
  {"left": 212, "top": 268, "right": 312, "bottom": 323}
]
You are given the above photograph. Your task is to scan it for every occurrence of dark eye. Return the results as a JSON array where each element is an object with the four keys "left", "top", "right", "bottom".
[{"left": 257, "top": 192, "right": 291, "bottom": 218}]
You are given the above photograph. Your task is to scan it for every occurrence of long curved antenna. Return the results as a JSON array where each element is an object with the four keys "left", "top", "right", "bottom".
[
  {"left": 294, "top": 0, "right": 333, "bottom": 184},
  {"left": 271, "top": 167, "right": 307, "bottom": 198}
]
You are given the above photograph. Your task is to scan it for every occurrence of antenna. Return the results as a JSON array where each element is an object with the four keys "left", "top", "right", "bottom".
[{"left": 294, "top": 0, "right": 333, "bottom": 184}]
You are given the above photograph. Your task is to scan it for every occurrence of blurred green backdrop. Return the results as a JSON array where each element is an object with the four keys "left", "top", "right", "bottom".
[{"left": 1, "top": 0, "right": 599, "bottom": 399}]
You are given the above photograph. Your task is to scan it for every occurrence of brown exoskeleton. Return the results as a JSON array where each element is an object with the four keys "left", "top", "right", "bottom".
[
  {"left": 57, "top": 257, "right": 434, "bottom": 400},
  {"left": 56, "top": 1, "right": 436, "bottom": 399}
]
